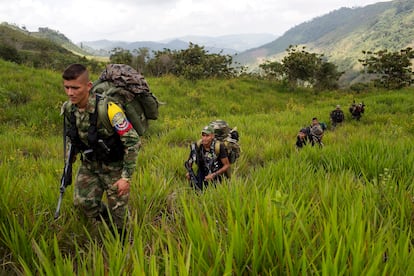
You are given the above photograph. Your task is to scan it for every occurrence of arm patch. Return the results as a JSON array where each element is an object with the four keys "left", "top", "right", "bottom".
[{"left": 107, "top": 102, "right": 132, "bottom": 135}]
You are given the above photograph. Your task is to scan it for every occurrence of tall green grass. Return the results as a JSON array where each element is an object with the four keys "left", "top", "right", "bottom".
[{"left": 1, "top": 59, "right": 414, "bottom": 274}]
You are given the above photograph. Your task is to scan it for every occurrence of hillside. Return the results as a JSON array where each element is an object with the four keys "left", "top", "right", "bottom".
[
  {"left": 31, "top": 27, "right": 93, "bottom": 57},
  {"left": 234, "top": 0, "right": 414, "bottom": 82},
  {"left": 1, "top": 60, "right": 414, "bottom": 274},
  {"left": 0, "top": 22, "right": 103, "bottom": 72}
]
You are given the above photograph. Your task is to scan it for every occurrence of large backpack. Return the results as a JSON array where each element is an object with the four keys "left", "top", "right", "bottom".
[
  {"left": 332, "top": 110, "right": 344, "bottom": 122},
  {"left": 319, "top": 122, "right": 328, "bottom": 131},
  {"left": 92, "top": 64, "right": 160, "bottom": 136},
  {"left": 196, "top": 120, "right": 240, "bottom": 178},
  {"left": 209, "top": 120, "right": 241, "bottom": 164}
]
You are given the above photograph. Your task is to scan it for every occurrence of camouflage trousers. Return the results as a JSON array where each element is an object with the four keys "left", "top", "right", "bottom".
[{"left": 74, "top": 159, "right": 130, "bottom": 230}]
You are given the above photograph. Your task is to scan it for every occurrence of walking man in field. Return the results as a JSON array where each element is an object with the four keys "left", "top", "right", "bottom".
[
  {"left": 61, "top": 64, "right": 140, "bottom": 240},
  {"left": 349, "top": 101, "right": 365, "bottom": 120},
  {"left": 295, "top": 127, "right": 310, "bottom": 150},
  {"left": 330, "top": 105, "right": 344, "bottom": 129},
  {"left": 185, "top": 125, "right": 230, "bottom": 190},
  {"left": 309, "top": 117, "right": 324, "bottom": 147}
]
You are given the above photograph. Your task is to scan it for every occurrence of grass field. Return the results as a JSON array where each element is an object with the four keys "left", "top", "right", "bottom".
[{"left": 0, "top": 59, "right": 413, "bottom": 275}]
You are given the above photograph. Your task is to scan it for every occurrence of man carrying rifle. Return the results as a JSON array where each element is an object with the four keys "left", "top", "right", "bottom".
[
  {"left": 185, "top": 125, "right": 230, "bottom": 190},
  {"left": 59, "top": 64, "right": 140, "bottom": 240}
]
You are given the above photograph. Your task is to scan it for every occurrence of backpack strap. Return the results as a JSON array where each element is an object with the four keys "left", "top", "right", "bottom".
[
  {"left": 197, "top": 139, "right": 220, "bottom": 156},
  {"left": 87, "top": 95, "right": 99, "bottom": 150},
  {"left": 214, "top": 140, "right": 221, "bottom": 156}
]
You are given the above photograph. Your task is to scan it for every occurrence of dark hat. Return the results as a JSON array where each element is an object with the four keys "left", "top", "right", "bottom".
[{"left": 201, "top": 125, "right": 214, "bottom": 134}]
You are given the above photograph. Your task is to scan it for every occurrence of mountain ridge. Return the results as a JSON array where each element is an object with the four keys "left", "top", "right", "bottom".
[
  {"left": 234, "top": 0, "right": 414, "bottom": 82},
  {"left": 79, "top": 33, "right": 278, "bottom": 56},
  {"left": 2, "top": 0, "right": 413, "bottom": 85}
]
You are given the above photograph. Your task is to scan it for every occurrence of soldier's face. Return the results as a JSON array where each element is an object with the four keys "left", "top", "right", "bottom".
[
  {"left": 63, "top": 72, "right": 92, "bottom": 108},
  {"left": 201, "top": 133, "right": 214, "bottom": 147}
]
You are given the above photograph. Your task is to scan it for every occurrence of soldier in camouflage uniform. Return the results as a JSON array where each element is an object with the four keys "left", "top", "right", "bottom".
[
  {"left": 309, "top": 117, "right": 324, "bottom": 147},
  {"left": 185, "top": 125, "right": 230, "bottom": 190},
  {"left": 330, "top": 105, "right": 344, "bottom": 129},
  {"left": 61, "top": 64, "right": 140, "bottom": 237}
]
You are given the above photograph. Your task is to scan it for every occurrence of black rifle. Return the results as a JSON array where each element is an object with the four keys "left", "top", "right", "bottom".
[
  {"left": 184, "top": 142, "right": 199, "bottom": 188},
  {"left": 54, "top": 142, "right": 75, "bottom": 219}
]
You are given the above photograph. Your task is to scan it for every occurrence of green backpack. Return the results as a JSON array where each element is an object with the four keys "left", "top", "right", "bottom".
[
  {"left": 199, "top": 120, "right": 241, "bottom": 164},
  {"left": 92, "top": 64, "right": 160, "bottom": 136}
]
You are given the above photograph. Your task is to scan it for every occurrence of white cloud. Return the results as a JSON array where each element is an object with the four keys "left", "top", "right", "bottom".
[{"left": 0, "top": 0, "right": 391, "bottom": 42}]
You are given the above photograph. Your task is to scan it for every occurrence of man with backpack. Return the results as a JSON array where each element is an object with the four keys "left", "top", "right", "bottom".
[
  {"left": 330, "top": 105, "right": 344, "bottom": 129},
  {"left": 349, "top": 101, "right": 365, "bottom": 121},
  {"left": 309, "top": 117, "right": 325, "bottom": 147},
  {"left": 295, "top": 127, "right": 310, "bottom": 149},
  {"left": 185, "top": 125, "right": 230, "bottom": 190},
  {"left": 61, "top": 64, "right": 140, "bottom": 239}
]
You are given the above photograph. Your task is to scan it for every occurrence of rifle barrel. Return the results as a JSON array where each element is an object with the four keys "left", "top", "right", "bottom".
[{"left": 54, "top": 193, "right": 63, "bottom": 219}]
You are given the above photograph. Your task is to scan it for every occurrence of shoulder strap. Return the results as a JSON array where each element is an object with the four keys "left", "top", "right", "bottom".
[
  {"left": 197, "top": 139, "right": 220, "bottom": 156},
  {"left": 214, "top": 140, "right": 220, "bottom": 155},
  {"left": 96, "top": 96, "right": 114, "bottom": 132},
  {"left": 87, "top": 95, "right": 100, "bottom": 149}
]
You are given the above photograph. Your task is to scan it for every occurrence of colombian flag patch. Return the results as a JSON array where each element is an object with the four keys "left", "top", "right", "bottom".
[
  {"left": 113, "top": 112, "right": 133, "bottom": 135},
  {"left": 108, "top": 102, "right": 133, "bottom": 136}
]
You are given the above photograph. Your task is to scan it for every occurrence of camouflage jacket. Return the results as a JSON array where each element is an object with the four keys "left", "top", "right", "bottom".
[{"left": 61, "top": 92, "right": 140, "bottom": 179}]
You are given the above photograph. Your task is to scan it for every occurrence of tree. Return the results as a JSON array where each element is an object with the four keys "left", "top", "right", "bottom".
[
  {"left": 146, "top": 48, "right": 175, "bottom": 76},
  {"left": 147, "top": 43, "right": 236, "bottom": 80},
  {"left": 0, "top": 44, "right": 21, "bottom": 63},
  {"left": 282, "top": 45, "right": 320, "bottom": 87},
  {"left": 314, "top": 61, "right": 343, "bottom": 90},
  {"left": 133, "top": 47, "right": 150, "bottom": 74},
  {"left": 109, "top": 47, "right": 133, "bottom": 64},
  {"left": 259, "top": 60, "right": 284, "bottom": 80},
  {"left": 359, "top": 48, "right": 414, "bottom": 89},
  {"left": 258, "top": 45, "right": 343, "bottom": 90}
]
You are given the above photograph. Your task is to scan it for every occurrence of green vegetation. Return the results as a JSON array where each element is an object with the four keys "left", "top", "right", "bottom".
[
  {"left": 259, "top": 45, "right": 343, "bottom": 90},
  {"left": 359, "top": 47, "right": 414, "bottom": 89},
  {"left": 111, "top": 43, "right": 239, "bottom": 80},
  {"left": 1, "top": 60, "right": 414, "bottom": 274},
  {"left": 236, "top": 0, "right": 414, "bottom": 84},
  {"left": 0, "top": 23, "right": 103, "bottom": 72}
]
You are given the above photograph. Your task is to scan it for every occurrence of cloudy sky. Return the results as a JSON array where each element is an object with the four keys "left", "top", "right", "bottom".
[{"left": 1, "top": 0, "right": 391, "bottom": 43}]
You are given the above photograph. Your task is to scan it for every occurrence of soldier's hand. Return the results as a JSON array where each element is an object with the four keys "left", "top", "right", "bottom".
[
  {"left": 205, "top": 173, "right": 215, "bottom": 181},
  {"left": 114, "top": 178, "right": 130, "bottom": 197}
]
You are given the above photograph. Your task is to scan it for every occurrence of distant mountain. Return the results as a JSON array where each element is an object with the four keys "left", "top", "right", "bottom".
[
  {"left": 3, "top": 0, "right": 413, "bottom": 85},
  {"left": 234, "top": 0, "right": 414, "bottom": 82},
  {"left": 171, "top": 33, "right": 278, "bottom": 52},
  {"left": 79, "top": 39, "right": 190, "bottom": 56},
  {"left": 79, "top": 33, "right": 277, "bottom": 56}
]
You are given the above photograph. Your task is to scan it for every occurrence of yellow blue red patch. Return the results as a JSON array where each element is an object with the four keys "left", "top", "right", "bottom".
[
  {"left": 107, "top": 102, "right": 132, "bottom": 136},
  {"left": 112, "top": 112, "right": 132, "bottom": 135}
]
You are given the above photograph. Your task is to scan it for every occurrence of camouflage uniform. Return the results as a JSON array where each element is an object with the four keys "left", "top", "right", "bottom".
[
  {"left": 62, "top": 92, "right": 140, "bottom": 230},
  {"left": 310, "top": 124, "right": 324, "bottom": 147},
  {"left": 195, "top": 140, "right": 228, "bottom": 190}
]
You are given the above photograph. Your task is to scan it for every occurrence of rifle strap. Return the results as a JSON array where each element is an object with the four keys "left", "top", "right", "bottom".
[{"left": 63, "top": 113, "right": 67, "bottom": 162}]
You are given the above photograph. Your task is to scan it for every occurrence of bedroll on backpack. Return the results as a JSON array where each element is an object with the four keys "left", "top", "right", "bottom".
[{"left": 92, "top": 64, "right": 160, "bottom": 136}]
